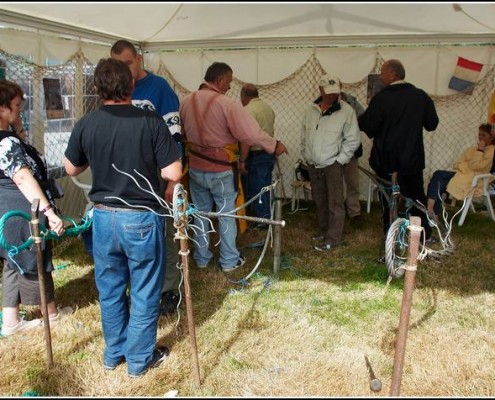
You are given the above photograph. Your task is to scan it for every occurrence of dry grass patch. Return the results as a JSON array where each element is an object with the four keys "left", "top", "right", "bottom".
[{"left": 1, "top": 200, "right": 494, "bottom": 396}]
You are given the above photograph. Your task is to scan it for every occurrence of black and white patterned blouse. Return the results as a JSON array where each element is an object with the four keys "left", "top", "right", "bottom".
[{"left": 0, "top": 131, "right": 46, "bottom": 182}]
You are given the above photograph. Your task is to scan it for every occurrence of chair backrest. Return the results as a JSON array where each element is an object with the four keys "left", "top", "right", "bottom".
[
  {"left": 70, "top": 168, "right": 92, "bottom": 203},
  {"left": 457, "top": 172, "right": 495, "bottom": 226}
]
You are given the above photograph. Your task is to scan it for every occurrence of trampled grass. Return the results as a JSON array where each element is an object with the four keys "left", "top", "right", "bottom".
[{"left": 0, "top": 200, "right": 494, "bottom": 396}]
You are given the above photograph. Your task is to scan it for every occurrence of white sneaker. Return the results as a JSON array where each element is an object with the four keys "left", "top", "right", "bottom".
[
  {"left": 1, "top": 319, "right": 42, "bottom": 336},
  {"left": 49, "top": 306, "right": 74, "bottom": 324}
]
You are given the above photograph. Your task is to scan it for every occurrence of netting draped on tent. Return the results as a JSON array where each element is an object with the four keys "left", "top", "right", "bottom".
[{"left": 1, "top": 48, "right": 494, "bottom": 222}]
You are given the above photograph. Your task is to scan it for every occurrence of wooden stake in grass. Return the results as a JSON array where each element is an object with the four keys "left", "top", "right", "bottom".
[
  {"left": 31, "top": 198, "right": 54, "bottom": 368},
  {"left": 174, "top": 188, "right": 201, "bottom": 387},
  {"left": 390, "top": 216, "right": 422, "bottom": 396}
]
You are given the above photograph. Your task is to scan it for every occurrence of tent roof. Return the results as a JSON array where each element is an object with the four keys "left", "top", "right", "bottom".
[{"left": 1, "top": 2, "right": 495, "bottom": 49}]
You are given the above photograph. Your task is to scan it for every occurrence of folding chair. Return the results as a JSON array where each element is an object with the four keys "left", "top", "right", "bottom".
[
  {"left": 70, "top": 168, "right": 93, "bottom": 214},
  {"left": 457, "top": 173, "right": 495, "bottom": 226}
]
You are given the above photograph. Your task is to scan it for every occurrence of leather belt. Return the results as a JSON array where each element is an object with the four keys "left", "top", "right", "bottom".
[{"left": 94, "top": 203, "right": 159, "bottom": 212}]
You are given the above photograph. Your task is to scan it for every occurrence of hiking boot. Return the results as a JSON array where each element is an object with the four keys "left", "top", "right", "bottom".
[
  {"left": 159, "top": 291, "right": 180, "bottom": 316},
  {"left": 128, "top": 346, "right": 170, "bottom": 378},
  {"left": 221, "top": 255, "right": 246, "bottom": 272},
  {"left": 1, "top": 318, "right": 42, "bottom": 337}
]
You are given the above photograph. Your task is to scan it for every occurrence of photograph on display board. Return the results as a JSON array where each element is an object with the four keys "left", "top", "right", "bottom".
[{"left": 43, "top": 78, "right": 64, "bottom": 119}]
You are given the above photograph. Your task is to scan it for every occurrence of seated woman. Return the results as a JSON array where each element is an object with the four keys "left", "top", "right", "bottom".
[{"left": 426, "top": 123, "right": 494, "bottom": 219}]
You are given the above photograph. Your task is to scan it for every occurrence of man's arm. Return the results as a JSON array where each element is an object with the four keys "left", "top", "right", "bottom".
[
  {"left": 336, "top": 111, "right": 361, "bottom": 165},
  {"left": 64, "top": 157, "right": 88, "bottom": 176},
  {"left": 423, "top": 93, "right": 439, "bottom": 132},
  {"left": 160, "top": 160, "right": 182, "bottom": 183}
]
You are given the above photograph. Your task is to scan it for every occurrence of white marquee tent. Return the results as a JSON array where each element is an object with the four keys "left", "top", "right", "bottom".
[
  {"left": 1, "top": 2, "right": 495, "bottom": 216},
  {"left": 1, "top": 2, "right": 495, "bottom": 91}
]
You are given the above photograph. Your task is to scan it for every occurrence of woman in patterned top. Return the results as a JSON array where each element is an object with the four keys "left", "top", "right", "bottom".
[{"left": 0, "top": 80, "right": 70, "bottom": 337}]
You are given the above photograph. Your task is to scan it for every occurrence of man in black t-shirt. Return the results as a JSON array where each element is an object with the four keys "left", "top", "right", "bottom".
[{"left": 64, "top": 58, "right": 182, "bottom": 378}]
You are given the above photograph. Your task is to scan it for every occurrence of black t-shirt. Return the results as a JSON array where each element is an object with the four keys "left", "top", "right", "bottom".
[{"left": 64, "top": 104, "right": 180, "bottom": 208}]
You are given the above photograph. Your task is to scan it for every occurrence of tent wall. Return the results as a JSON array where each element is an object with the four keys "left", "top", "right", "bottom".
[{"left": 0, "top": 26, "right": 494, "bottom": 220}]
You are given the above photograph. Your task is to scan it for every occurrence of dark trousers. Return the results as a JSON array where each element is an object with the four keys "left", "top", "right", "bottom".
[
  {"left": 377, "top": 170, "right": 431, "bottom": 240},
  {"left": 308, "top": 162, "right": 345, "bottom": 244},
  {"left": 426, "top": 170, "right": 455, "bottom": 215},
  {"left": 241, "top": 151, "right": 276, "bottom": 219}
]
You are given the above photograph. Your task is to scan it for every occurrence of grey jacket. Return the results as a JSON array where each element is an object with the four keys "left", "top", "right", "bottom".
[{"left": 301, "top": 98, "right": 360, "bottom": 168}]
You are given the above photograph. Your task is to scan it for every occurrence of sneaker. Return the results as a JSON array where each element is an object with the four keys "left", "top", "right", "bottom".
[
  {"left": 128, "top": 346, "right": 170, "bottom": 378},
  {"left": 314, "top": 242, "right": 342, "bottom": 252},
  {"left": 221, "top": 255, "right": 246, "bottom": 272},
  {"left": 311, "top": 235, "right": 325, "bottom": 242},
  {"left": 1, "top": 318, "right": 42, "bottom": 336},
  {"left": 159, "top": 291, "right": 180, "bottom": 316},
  {"left": 104, "top": 357, "right": 125, "bottom": 371},
  {"left": 49, "top": 306, "right": 74, "bottom": 324},
  {"left": 196, "top": 261, "right": 209, "bottom": 269}
]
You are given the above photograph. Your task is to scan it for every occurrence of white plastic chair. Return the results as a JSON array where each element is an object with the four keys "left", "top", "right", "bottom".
[
  {"left": 70, "top": 168, "right": 93, "bottom": 214},
  {"left": 457, "top": 173, "right": 495, "bottom": 226}
]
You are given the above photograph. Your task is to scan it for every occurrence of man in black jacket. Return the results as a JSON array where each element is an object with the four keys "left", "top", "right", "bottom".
[{"left": 359, "top": 59, "right": 439, "bottom": 242}]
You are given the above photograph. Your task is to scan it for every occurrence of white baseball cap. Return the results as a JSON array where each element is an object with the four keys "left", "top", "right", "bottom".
[{"left": 318, "top": 74, "right": 341, "bottom": 94}]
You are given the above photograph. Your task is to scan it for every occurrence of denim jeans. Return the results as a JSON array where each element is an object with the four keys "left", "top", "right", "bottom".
[
  {"left": 426, "top": 170, "right": 455, "bottom": 215},
  {"left": 243, "top": 151, "right": 275, "bottom": 219},
  {"left": 93, "top": 208, "right": 165, "bottom": 376},
  {"left": 189, "top": 168, "right": 240, "bottom": 268}
]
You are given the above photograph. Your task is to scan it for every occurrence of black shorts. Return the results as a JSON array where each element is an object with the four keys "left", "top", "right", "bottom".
[{"left": 2, "top": 261, "right": 55, "bottom": 307}]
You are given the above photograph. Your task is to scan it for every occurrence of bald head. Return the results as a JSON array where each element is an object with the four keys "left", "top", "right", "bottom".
[{"left": 240, "top": 83, "right": 259, "bottom": 106}]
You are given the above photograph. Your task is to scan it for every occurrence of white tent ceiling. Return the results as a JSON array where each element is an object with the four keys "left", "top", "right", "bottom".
[{"left": 1, "top": 2, "right": 495, "bottom": 50}]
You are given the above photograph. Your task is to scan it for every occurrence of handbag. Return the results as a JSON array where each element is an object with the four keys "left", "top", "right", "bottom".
[
  {"left": 295, "top": 159, "right": 310, "bottom": 182},
  {"left": 40, "top": 178, "right": 64, "bottom": 200}
]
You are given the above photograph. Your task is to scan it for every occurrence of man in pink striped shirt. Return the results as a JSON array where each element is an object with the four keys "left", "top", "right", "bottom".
[{"left": 180, "top": 61, "right": 288, "bottom": 272}]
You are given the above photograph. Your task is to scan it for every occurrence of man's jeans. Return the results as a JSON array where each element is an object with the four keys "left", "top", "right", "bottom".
[
  {"left": 189, "top": 168, "right": 240, "bottom": 268},
  {"left": 93, "top": 208, "right": 165, "bottom": 376},
  {"left": 244, "top": 151, "right": 276, "bottom": 219}
]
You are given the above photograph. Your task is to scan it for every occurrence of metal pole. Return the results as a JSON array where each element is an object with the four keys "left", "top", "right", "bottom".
[
  {"left": 390, "top": 216, "right": 422, "bottom": 396},
  {"left": 273, "top": 198, "right": 282, "bottom": 274},
  {"left": 175, "top": 194, "right": 201, "bottom": 387},
  {"left": 30, "top": 198, "right": 54, "bottom": 368}
]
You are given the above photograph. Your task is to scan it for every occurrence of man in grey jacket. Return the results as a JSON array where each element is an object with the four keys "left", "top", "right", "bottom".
[{"left": 301, "top": 74, "right": 361, "bottom": 251}]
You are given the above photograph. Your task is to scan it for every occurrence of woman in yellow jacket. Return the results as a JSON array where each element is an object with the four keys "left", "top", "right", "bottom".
[{"left": 426, "top": 123, "right": 494, "bottom": 218}]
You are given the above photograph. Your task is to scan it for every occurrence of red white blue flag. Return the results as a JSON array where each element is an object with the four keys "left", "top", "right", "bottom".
[{"left": 448, "top": 56, "right": 483, "bottom": 94}]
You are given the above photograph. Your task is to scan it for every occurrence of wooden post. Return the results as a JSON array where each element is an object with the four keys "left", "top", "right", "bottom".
[
  {"left": 175, "top": 192, "right": 201, "bottom": 387},
  {"left": 390, "top": 216, "right": 422, "bottom": 396},
  {"left": 30, "top": 198, "right": 54, "bottom": 368}
]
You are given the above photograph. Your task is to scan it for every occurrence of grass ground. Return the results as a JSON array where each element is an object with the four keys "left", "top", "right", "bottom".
[{"left": 0, "top": 200, "right": 494, "bottom": 396}]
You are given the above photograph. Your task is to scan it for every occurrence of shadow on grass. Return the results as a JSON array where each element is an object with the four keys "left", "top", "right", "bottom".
[{"left": 248, "top": 199, "right": 495, "bottom": 297}]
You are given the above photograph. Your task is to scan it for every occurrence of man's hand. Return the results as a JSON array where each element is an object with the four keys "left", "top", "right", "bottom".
[
  {"left": 239, "top": 160, "right": 248, "bottom": 175},
  {"left": 274, "top": 140, "right": 288, "bottom": 156},
  {"left": 165, "top": 180, "right": 179, "bottom": 204}
]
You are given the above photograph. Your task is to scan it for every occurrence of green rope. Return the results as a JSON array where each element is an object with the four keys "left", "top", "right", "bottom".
[{"left": 0, "top": 210, "right": 92, "bottom": 254}]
